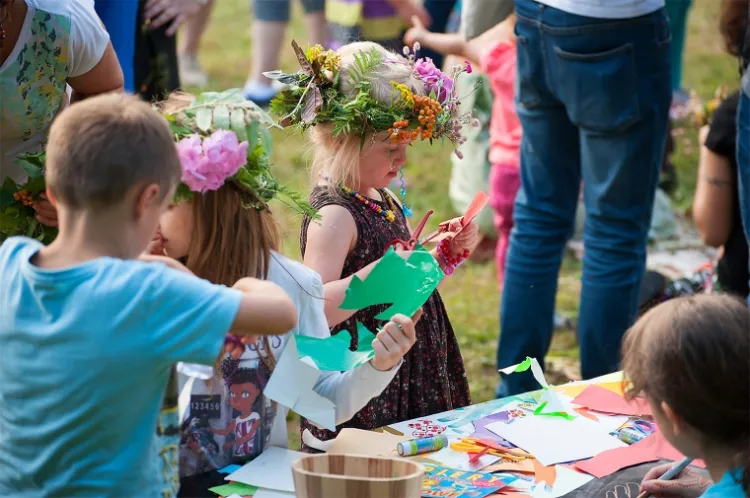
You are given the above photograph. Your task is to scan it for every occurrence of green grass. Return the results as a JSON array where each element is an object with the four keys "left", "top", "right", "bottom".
[{"left": 192, "top": 0, "right": 736, "bottom": 406}]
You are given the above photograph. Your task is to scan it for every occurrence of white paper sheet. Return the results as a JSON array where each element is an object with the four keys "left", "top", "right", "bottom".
[
  {"left": 487, "top": 414, "right": 626, "bottom": 466},
  {"left": 225, "top": 446, "right": 305, "bottom": 493},
  {"left": 264, "top": 336, "right": 336, "bottom": 431},
  {"left": 509, "top": 466, "right": 594, "bottom": 498}
]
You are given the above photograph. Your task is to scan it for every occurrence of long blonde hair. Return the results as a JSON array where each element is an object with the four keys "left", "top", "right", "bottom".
[{"left": 310, "top": 41, "right": 425, "bottom": 193}]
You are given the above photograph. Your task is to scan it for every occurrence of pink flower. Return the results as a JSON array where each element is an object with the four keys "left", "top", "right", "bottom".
[
  {"left": 176, "top": 130, "right": 249, "bottom": 193},
  {"left": 414, "top": 58, "right": 453, "bottom": 102},
  {"left": 464, "top": 60, "right": 473, "bottom": 74}
]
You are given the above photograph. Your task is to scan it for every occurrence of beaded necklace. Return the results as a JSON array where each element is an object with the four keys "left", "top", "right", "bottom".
[{"left": 339, "top": 184, "right": 397, "bottom": 223}]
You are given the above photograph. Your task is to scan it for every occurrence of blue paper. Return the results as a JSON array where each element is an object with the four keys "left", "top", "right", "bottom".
[{"left": 218, "top": 464, "right": 242, "bottom": 474}]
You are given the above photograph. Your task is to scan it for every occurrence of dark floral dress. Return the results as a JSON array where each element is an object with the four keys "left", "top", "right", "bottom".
[{"left": 299, "top": 186, "right": 470, "bottom": 445}]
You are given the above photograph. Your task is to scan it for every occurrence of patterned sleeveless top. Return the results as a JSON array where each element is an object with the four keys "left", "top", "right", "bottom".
[{"left": 299, "top": 186, "right": 470, "bottom": 443}]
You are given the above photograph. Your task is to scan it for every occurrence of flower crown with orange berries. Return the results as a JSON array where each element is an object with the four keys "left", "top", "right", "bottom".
[{"left": 268, "top": 41, "right": 476, "bottom": 155}]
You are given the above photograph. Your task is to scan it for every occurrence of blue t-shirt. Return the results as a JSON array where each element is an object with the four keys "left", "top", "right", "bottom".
[
  {"left": 703, "top": 469, "right": 745, "bottom": 498},
  {"left": 0, "top": 237, "right": 242, "bottom": 497}
]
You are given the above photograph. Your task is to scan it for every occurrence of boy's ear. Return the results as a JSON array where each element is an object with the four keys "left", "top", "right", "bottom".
[
  {"left": 661, "top": 401, "right": 684, "bottom": 436},
  {"left": 44, "top": 187, "right": 58, "bottom": 206},
  {"left": 134, "top": 183, "right": 161, "bottom": 221}
]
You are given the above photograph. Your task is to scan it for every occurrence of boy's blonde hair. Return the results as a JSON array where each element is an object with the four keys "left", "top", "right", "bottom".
[
  {"left": 310, "top": 42, "right": 425, "bottom": 191},
  {"left": 46, "top": 93, "right": 181, "bottom": 210}
]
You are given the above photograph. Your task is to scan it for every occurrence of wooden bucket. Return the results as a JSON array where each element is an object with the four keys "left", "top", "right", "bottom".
[{"left": 292, "top": 454, "right": 424, "bottom": 498}]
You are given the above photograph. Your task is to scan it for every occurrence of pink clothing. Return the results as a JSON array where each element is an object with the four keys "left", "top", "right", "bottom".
[
  {"left": 490, "top": 164, "right": 521, "bottom": 288},
  {"left": 479, "top": 40, "right": 522, "bottom": 168}
]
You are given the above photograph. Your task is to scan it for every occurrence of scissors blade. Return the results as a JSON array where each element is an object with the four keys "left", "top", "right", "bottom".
[{"left": 418, "top": 229, "right": 442, "bottom": 246}]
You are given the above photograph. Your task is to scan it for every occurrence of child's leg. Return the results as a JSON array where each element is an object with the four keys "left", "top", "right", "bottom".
[{"left": 490, "top": 164, "right": 521, "bottom": 289}]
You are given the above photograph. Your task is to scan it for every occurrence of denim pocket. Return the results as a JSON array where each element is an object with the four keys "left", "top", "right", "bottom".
[
  {"left": 554, "top": 43, "right": 641, "bottom": 133},
  {"left": 515, "top": 35, "right": 542, "bottom": 109}
]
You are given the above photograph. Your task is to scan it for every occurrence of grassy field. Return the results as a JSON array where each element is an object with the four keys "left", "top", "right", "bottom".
[{"left": 192, "top": 0, "right": 736, "bottom": 404}]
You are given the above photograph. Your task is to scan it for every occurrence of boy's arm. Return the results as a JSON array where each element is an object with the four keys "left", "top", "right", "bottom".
[{"left": 231, "top": 278, "right": 298, "bottom": 337}]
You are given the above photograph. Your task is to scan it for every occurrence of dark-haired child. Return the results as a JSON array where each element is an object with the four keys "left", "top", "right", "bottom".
[
  {"left": 622, "top": 295, "right": 749, "bottom": 498},
  {"left": 0, "top": 93, "right": 297, "bottom": 497}
]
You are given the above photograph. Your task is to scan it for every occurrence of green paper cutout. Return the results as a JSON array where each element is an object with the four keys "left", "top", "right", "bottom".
[
  {"left": 340, "top": 246, "right": 443, "bottom": 321},
  {"left": 208, "top": 482, "right": 259, "bottom": 497},
  {"left": 533, "top": 400, "right": 577, "bottom": 421},
  {"left": 295, "top": 322, "right": 378, "bottom": 371},
  {"left": 513, "top": 357, "right": 533, "bottom": 373}
]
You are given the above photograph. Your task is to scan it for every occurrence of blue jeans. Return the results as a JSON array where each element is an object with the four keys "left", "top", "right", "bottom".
[
  {"left": 736, "top": 90, "right": 750, "bottom": 304},
  {"left": 496, "top": 0, "right": 672, "bottom": 397},
  {"left": 95, "top": 0, "right": 139, "bottom": 92}
]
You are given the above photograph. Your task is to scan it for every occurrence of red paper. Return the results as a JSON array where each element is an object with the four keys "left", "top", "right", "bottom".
[
  {"left": 572, "top": 385, "right": 652, "bottom": 416},
  {"left": 533, "top": 459, "right": 557, "bottom": 487},
  {"left": 574, "top": 432, "right": 705, "bottom": 479},
  {"left": 461, "top": 191, "right": 490, "bottom": 227}
]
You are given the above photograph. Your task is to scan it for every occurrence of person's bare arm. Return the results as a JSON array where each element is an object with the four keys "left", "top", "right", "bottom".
[
  {"left": 404, "top": 14, "right": 516, "bottom": 67},
  {"left": 67, "top": 43, "right": 124, "bottom": 102},
  {"left": 230, "top": 278, "right": 298, "bottom": 337},
  {"left": 693, "top": 125, "right": 735, "bottom": 248},
  {"left": 304, "top": 204, "right": 385, "bottom": 327}
]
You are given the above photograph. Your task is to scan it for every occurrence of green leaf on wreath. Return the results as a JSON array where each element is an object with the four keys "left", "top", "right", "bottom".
[
  {"left": 17, "top": 160, "right": 42, "bottom": 179},
  {"left": 25, "top": 176, "right": 46, "bottom": 195},
  {"left": 213, "top": 105, "right": 230, "bottom": 130},
  {"left": 196, "top": 107, "right": 212, "bottom": 132}
]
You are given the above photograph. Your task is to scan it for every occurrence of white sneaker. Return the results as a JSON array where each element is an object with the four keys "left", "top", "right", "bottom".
[{"left": 178, "top": 54, "right": 208, "bottom": 88}]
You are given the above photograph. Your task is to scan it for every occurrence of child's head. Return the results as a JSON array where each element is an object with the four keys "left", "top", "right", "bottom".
[
  {"left": 46, "top": 93, "right": 181, "bottom": 256},
  {"left": 310, "top": 42, "right": 426, "bottom": 191},
  {"left": 158, "top": 186, "right": 280, "bottom": 286},
  {"left": 622, "top": 295, "right": 749, "bottom": 488}
]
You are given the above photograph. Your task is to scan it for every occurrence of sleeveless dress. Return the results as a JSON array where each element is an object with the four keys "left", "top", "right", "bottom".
[{"left": 299, "top": 186, "right": 471, "bottom": 443}]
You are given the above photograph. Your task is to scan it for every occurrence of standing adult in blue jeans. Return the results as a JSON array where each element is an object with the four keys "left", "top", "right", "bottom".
[
  {"left": 496, "top": 0, "right": 672, "bottom": 397},
  {"left": 94, "top": 0, "right": 140, "bottom": 92}
]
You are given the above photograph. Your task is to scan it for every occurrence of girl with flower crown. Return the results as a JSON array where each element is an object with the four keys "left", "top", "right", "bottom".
[
  {"left": 270, "top": 41, "right": 478, "bottom": 444},
  {"left": 147, "top": 91, "right": 421, "bottom": 497}
]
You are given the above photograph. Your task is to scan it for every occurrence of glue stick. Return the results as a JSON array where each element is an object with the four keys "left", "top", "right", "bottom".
[
  {"left": 397, "top": 434, "right": 449, "bottom": 456},
  {"left": 617, "top": 427, "right": 646, "bottom": 445}
]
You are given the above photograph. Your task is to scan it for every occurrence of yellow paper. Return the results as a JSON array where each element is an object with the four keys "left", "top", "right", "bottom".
[{"left": 556, "top": 381, "right": 624, "bottom": 398}]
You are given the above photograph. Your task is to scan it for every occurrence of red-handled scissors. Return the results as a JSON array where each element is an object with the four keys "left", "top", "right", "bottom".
[{"left": 385, "top": 209, "right": 437, "bottom": 253}]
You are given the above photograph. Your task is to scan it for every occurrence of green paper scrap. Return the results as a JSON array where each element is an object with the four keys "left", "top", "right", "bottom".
[
  {"left": 295, "top": 322, "right": 377, "bottom": 371},
  {"left": 513, "top": 357, "right": 533, "bottom": 373},
  {"left": 208, "top": 481, "right": 259, "bottom": 497},
  {"left": 534, "top": 401, "right": 577, "bottom": 421},
  {"left": 340, "top": 246, "right": 443, "bottom": 321}
]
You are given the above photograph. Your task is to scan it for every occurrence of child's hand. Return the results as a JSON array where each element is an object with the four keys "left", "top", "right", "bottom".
[
  {"left": 394, "top": 1, "right": 431, "bottom": 31},
  {"left": 225, "top": 334, "right": 254, "bottom": 359},
  {"left": 640, "top": 463, "right": 711, "bottom": 498},
  {"left": 146, "top": 231, "right": 165, "bottom": 255},
  {"left": 370, "top": 310, "right": 422, "bottom": 372},
  {"left": 32, "top": 194, "right": 58, "bottom": 227},
  {"left": 441, "top": 218, "right": 480, "bottom": 254},
  {"left": 404, "top": 15, "right": 430, "bottom": 47}
]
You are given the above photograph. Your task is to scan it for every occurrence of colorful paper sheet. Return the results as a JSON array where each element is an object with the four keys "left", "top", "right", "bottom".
[
  {"left": 225, "top": 447, "right": 305, "bottom": 493},
  {"left": 417, "top": 447, "right": 501, "bottom": 472},
  {"left": 461, "top": 191, "right": 489, "bottom": 227},
  {"left": 571, "top": 385, "right": 652, "bottom": 417},
  {"left": 340, "top": 247, "right": 443, "bottom": 322},
  {"left": 499, "top": 358, "right": 573, "bottom": 419},
  {"left": 556, "top": 381, "right": 624, "bottom": 399},
  {"left": 483, "top": 459, "right": 536, "bottom": 474},
  {"left": 264, "top": 336, "right": 336, "bottom": 430},
  {"left": 208, "top": 482, "right": 258, "bottom": 497},
  {"left": 218, "top": 464, "right": 242, "bottom": 474},
  {"left": 294, "top": 322, "right": 376, "bottom": 371},
  {"left": 487, "top": 414, "right": 627, "bottom": 466},
  {"left": 574, "top": 431, "right": 705, "bottom": 479},
  {"left": 421, "top": 463, "right": 515, "bottom": 498}
]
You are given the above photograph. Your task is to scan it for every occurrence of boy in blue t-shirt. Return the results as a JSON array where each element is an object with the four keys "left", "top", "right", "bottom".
[{"left": 0, "top": 93, "right": 297, "bottom": 497}]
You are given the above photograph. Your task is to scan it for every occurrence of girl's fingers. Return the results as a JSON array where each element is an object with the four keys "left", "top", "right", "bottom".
[
  {"left": 410, "top": 308, "right": 424, "bottom": 324},
  {"left": 36, "top": 215, "right": 58, "bottom": 227},
  {"left": 372, "top": 338, "right": 390, "bottom": 359},
  {"left": 377, "top": 324, "right": 400, "bottom": 353}
]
